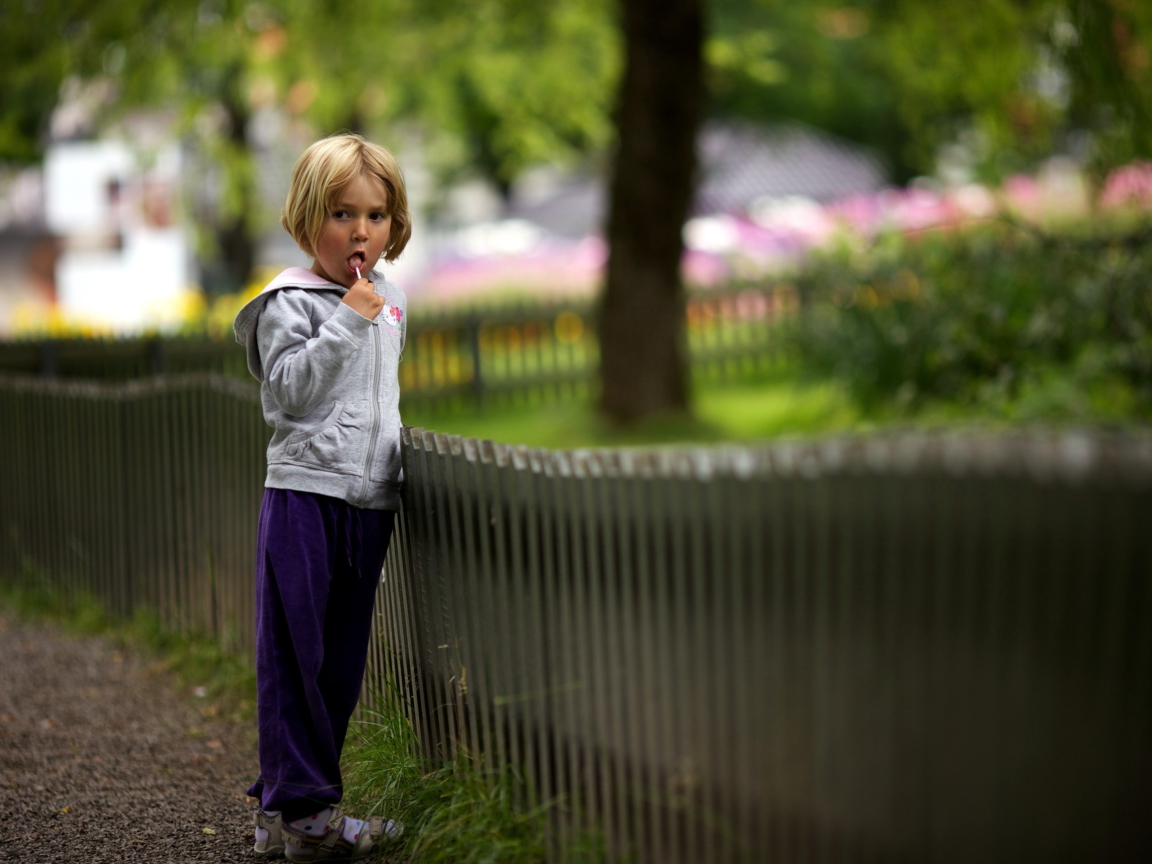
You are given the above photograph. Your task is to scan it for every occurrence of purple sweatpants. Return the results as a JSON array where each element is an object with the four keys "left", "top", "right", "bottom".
[{"left": 246, "top": 488, "right": 395, "bottom": 821}]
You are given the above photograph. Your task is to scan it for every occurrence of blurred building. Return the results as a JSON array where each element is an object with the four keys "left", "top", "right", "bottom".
[
  {"left": 503, "top": 121, "right": 887, "bottom": 238},
  {"left": 0, "top": 80, "right": 194, "bottom": 336},
  {"left": 44, "top": 140, "right": 190, "bottom": 332}
]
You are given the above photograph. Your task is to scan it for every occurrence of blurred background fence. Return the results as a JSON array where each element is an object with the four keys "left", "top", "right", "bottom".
[
  {"left": 0, "top": 282, "right": 791, "bottom": 413},
  {"left": 2, "top": 372, "right": 1151, "bottom": 860}
]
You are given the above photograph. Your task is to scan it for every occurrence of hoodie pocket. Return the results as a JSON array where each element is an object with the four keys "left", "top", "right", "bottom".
[
  {"left": 282, "top": 401, "right": 368, "bottom": 474},
  {"left": 369, "top": 421, "right": 404, "bottom": 489}
]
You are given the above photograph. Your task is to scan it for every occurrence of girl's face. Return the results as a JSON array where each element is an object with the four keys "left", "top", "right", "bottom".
[{"left": 310, "top": 172, "right": 392, "bottom": 287}]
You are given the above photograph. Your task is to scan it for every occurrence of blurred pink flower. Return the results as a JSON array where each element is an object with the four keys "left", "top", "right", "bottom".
[
  {"left": 412, "top": 161, "right": 1152, "bottom": 302},
  {"left": 1101, "top": 162, "right": 1152, "bottom": 209}
]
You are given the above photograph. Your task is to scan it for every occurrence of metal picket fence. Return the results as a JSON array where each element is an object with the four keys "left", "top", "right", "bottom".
[
  {"left": 373, "top": 428, "right": 1152, "bottom": 864},
  {"left": 0, "top": 373, "right": 267, "bottom": 651},
  {"left": 2, "top": 373, "right": 1152, "bottom": 862}
]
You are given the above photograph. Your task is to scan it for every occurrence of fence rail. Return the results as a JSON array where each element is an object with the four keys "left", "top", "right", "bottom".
[
  {"left": 0, "top": 283, "right": 792, "bottom": 412},
  {"left": 2, "top": 374, "right": 1151, "bottom": 862}
]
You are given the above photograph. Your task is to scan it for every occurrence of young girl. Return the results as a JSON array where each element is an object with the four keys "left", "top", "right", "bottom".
[{"left": 233, "top": 133, "right": 410, "bottom": 861}]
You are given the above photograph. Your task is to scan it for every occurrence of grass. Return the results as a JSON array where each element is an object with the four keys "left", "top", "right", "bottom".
[
  {"left": 403, "top": 367, "right": 869, "bottom": 450},
  {"left": 341, "top": 697, "right": 612, "bottom": 864},
  {"left": 403, "top": 364, "right": 1151, "bottom": 451}
]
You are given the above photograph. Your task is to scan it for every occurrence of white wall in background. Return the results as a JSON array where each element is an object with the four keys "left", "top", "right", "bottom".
[{"left": 46, "top": 140, "right": 190, "bottom": 332}]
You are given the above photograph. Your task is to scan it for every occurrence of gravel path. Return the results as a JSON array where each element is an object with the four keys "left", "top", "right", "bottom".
[{"left": 0, "top": 610, "right": 260, "bottom": 863}]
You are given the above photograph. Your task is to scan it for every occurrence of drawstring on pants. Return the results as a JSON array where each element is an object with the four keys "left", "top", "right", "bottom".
[{"left": 341, "top": 508, "right": 363, "bottom": 572}]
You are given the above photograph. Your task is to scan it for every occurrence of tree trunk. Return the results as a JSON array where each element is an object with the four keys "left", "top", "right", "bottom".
[{"left": 598, "top": 0, "right": 705, "bottom": 424}]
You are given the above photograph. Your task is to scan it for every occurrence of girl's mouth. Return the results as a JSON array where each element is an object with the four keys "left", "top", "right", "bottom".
[{"left": 347, "top": 252, "right": 366, "bottom": 275}]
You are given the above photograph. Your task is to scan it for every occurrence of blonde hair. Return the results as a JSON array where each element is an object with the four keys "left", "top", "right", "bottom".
[{"left": 281, "top": 133, "right": 412, "bottom": 262}]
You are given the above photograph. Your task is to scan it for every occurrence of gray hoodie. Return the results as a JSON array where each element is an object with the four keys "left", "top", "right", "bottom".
[{"left": 233, "top": 266, "right": 406, "bottom": 511}]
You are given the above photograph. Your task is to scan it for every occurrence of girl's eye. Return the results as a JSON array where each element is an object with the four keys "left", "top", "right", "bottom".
[
  {"left": 370, "top": 213, "right": 385, "bottom": 222},
  {"left": 333, "top": 210, "right": 349, "bottom": 219}
]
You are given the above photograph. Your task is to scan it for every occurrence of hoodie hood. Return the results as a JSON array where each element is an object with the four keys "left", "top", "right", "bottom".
[{"left": 233, "top": 266, "right": 380, "bottom": 381}]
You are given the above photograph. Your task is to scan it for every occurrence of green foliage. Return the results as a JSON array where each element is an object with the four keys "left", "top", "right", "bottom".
[
  {"left": 0, "top": 0, "right": 162, "bottom": 159},
  {"left": 411, "top": 0, "right": 619, "bottom": 196},
  {"left": 0, "top": 0, "right": 102, "bottom": 161},
  {"left": 709, "top": 0, "right": 915, "bottom": 180},
  {"left": 342, "top": 699, "right": 611, "bottom": 864},
  {"left": 787, "top": 214, "right": 1152, "bottom": 422},
  {"left": 198, "top": 0, "right": 620, "bottom": 200},
  {"left": 7, "top": 0, "right": 1151, "bottom": 201},
  {"left": 867, "top": 0, "right": 1152, "bottom": 180}
]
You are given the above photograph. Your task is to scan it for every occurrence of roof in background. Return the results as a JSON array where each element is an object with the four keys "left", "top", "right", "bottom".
[
  {"left": 695, "top": 121, "right": 887, "bottom": 213},
  {"left": 505, "top": 121, "right": 888, "bottom": 238}
]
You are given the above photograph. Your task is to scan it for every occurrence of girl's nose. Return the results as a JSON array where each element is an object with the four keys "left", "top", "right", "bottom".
[{"left": 352, "top": 218, "right": 369, "bottom": 240}]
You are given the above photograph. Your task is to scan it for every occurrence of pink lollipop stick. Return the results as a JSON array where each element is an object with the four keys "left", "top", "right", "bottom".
[{"left": 355, "top": 265, "right": 361, "bottom": 280}]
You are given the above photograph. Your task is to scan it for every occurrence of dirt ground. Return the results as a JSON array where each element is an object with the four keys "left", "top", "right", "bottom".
[{"left": 0, "top": 610, "right": 260, "bottom": 863}]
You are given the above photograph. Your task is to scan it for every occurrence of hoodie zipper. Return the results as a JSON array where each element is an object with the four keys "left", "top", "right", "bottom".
[{"left": 357, "top": 317, "right": 383, "bottom": 506}]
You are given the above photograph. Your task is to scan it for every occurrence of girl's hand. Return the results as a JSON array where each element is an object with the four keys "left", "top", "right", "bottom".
[{"left": 342, "top": 277, "right": 385, "bottom": 320}]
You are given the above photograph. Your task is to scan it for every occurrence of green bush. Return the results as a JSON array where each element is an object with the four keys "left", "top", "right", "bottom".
[{"left": 787, "top": 215, "right": 1152, "bottom": 421}]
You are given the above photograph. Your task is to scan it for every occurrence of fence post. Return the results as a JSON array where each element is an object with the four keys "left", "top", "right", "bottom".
[
  {"left": 467, "top": 314, "right": 484, "bottom": 408},
  {"left": 39, "top": 341, "right": 58, "bottom": 377},
  {"left": 147, "top": 337, "right": 166, "bottom": 376}
]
